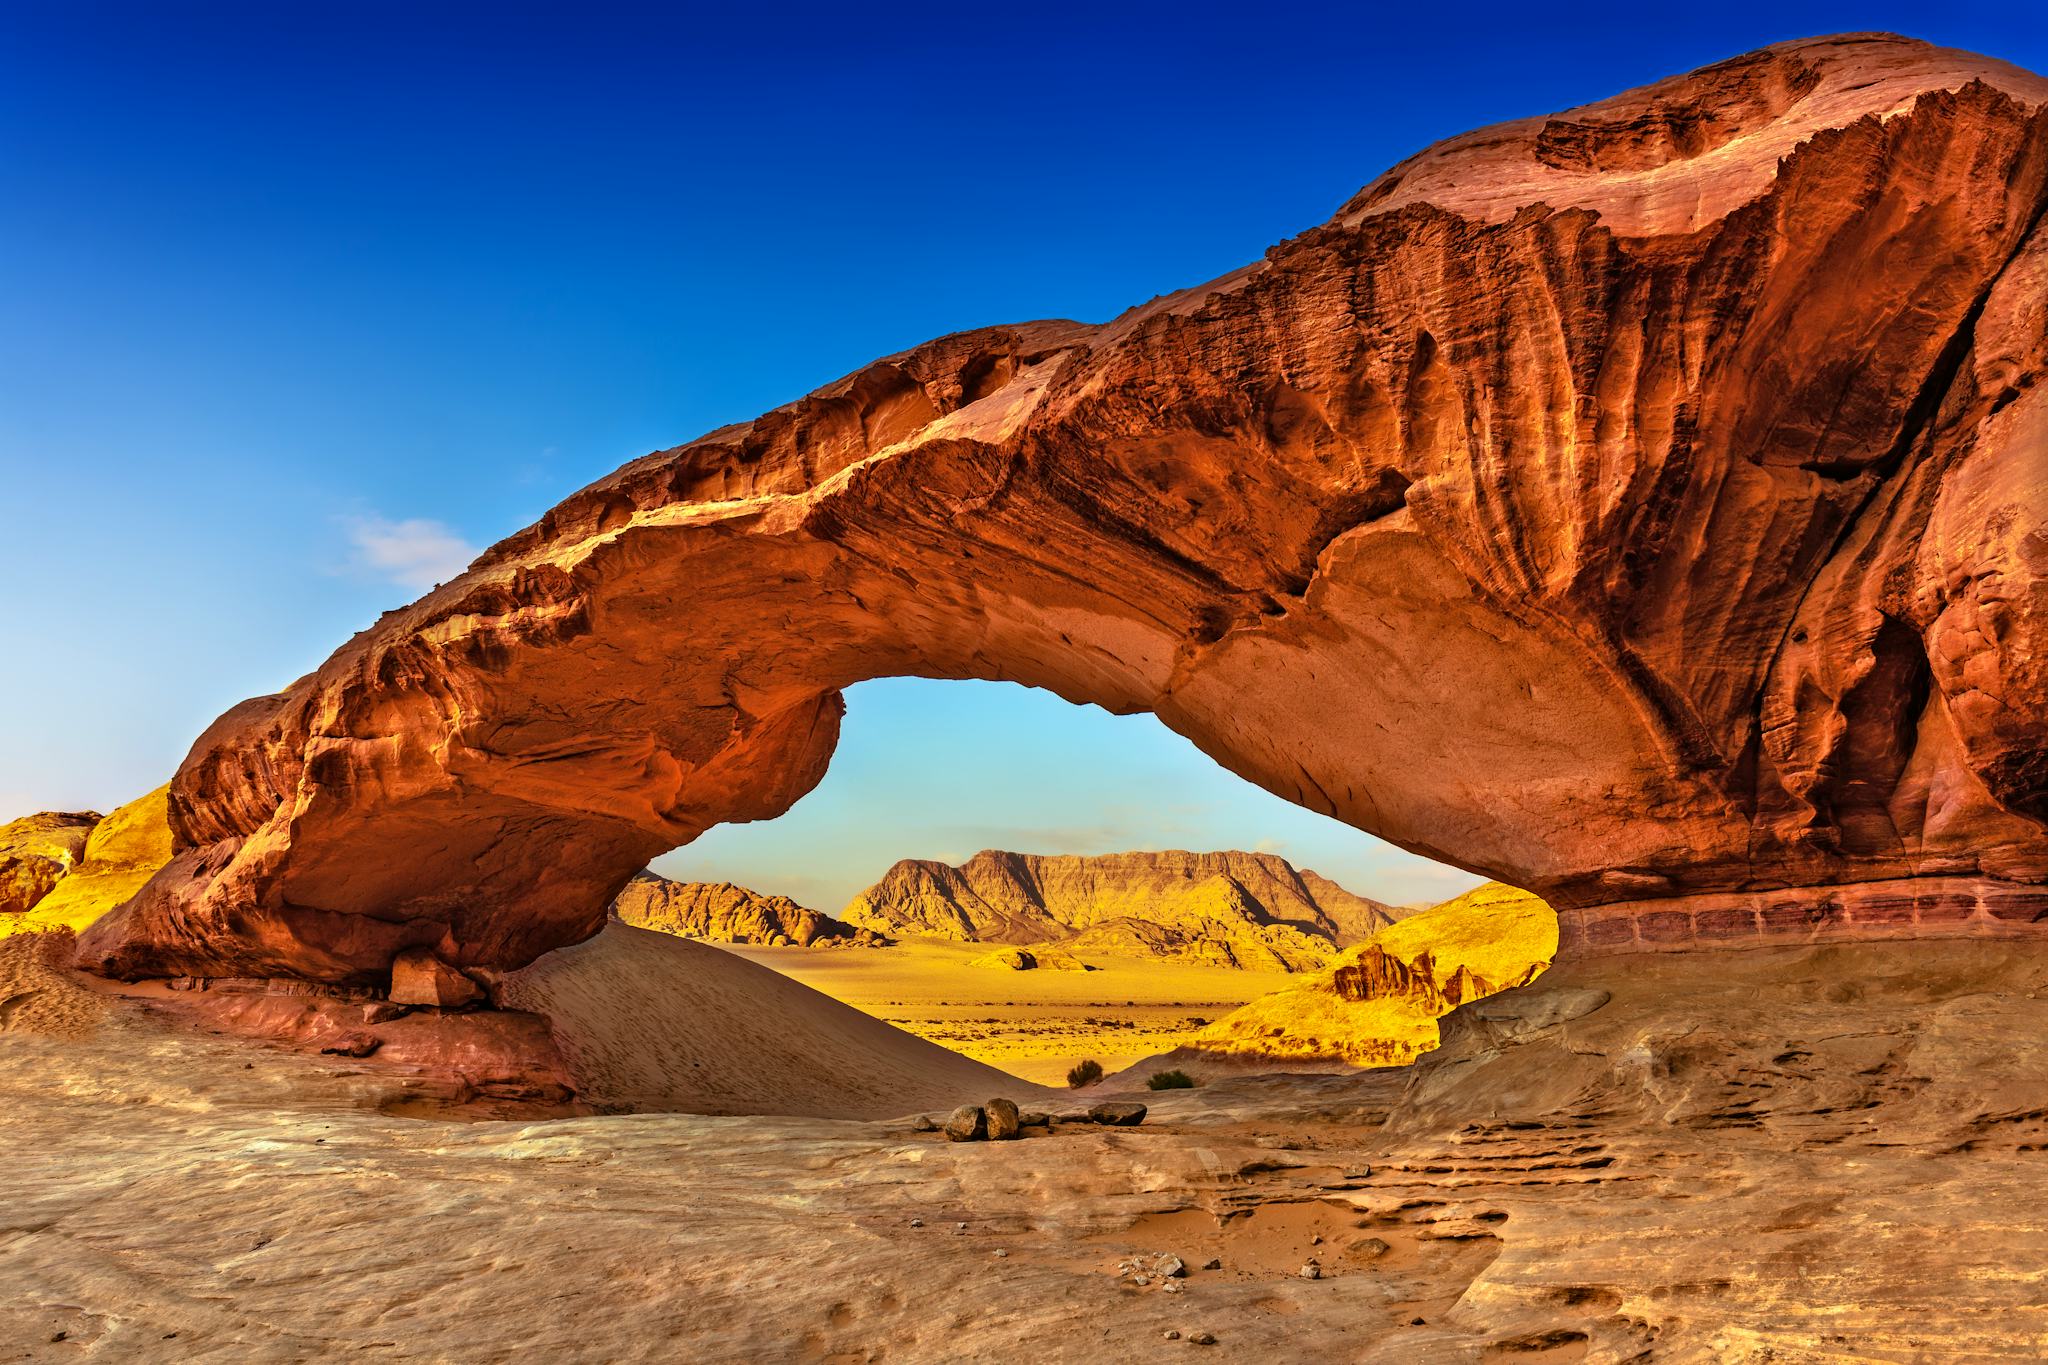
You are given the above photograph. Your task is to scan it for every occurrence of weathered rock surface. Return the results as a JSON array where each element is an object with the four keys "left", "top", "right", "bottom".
[
  {"left": 844, "top": 849, "right": 1399, "bottom": 970},
  {"left": 984, "top": 1096, "right": 1022, "bottom": 1140},
  {"left": 10, "top": 927, "right": 2048, "bottom": 1361},
  {"left": 943, "top": 1104, "right": 987, "bottom": 1142},
  {"left": 387, "top": 948, "right": 484, "bottom": 1008},
  {"left": 611, "top": 871, "right": 887, "bottom": 948},
  {"left": 0, "top": 811, "right": 98, "bottom": 920},
  {"left": 76, "top": 35, "right": 2048, "bottom": 983},
  {"left": 1087, "top": 1102, "right": 1148, "bottom": 1127}
]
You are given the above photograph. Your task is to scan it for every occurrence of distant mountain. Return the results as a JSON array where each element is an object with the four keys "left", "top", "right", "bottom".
[
  {"left": 613, "top": 873, "right": 888, "bottom": 948},
  {"left": 839, "top": 850, "right": 1404, "bottom": 971}
]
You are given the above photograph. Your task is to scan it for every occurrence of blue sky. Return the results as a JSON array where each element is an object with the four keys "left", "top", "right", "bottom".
[{"left": 3, "top": 3, "right": 2041, "bottom": 910}]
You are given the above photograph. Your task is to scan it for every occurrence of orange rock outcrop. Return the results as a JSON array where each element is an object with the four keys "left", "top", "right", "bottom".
[
  {"left": 612, "top": 872, "right": 888, "bottom": 948},
  {"left": 77, "top": 35, "right": 2048, "bottom": 984}
]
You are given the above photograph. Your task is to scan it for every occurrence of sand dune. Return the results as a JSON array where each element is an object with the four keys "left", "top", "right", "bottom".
[{"left": 493, "top": 924, "right": 1054, "bottom": 1119}]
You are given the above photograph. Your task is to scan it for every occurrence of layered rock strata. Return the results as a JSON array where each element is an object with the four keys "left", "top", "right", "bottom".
[
  {"left": 77, "top": 35, "right": 2048, "bottom": 983},
  {"left": 842, "top": 849, "right": 1398, "bottom": 970}
]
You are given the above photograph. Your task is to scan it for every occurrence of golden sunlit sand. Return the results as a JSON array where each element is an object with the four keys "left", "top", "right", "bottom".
[{"left": 719, "top": 937, "right": 1296, "bottom": 1085}]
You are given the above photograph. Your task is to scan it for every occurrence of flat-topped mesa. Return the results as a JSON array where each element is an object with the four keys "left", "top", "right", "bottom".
[{"left": 79, "top": 34, "right": 2048, "bottom": 984}]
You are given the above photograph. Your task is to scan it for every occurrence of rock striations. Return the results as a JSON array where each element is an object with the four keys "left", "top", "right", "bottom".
[
  {"left": 842, "top": 849, "right": 1399, "bottom": 970},
  {"left": 75, "top": 35, "right": 2048, "bottom": 985},
  {"left": 612, "top": 871, "right": 888, "bottom": 948}
]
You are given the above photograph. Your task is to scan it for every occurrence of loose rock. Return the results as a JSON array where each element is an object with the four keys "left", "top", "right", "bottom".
[
  {"left": 942, "top": 1105, "right": 987, "bottom": 1142},
  {"left": 319, "top": 1032, "right": 381, "bottom": 1058},
  {"left": 1088, "top": 1102, "right": 1147, "bottom": 1127},
  {"left": 388, "top": 949, "right": 483, "bottom": 1008},
  {"left": 985, "top": 1097, "right": 1021, "bottom": 1141}
]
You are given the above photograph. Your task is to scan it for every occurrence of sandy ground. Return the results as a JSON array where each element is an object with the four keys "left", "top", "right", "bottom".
[
  {"left": 718, "top": 938, "right": 1294, "bottom": 1086},
  {"left": 5, "top": 929, "right": 2048, "bottom": 1361}
]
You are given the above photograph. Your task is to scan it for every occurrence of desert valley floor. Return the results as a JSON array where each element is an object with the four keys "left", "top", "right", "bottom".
[
  {"left": 6, "top": 928, "right": 2047, "bottom": 1363},
  {"left": 720, "top": 939, "right": 1294, "bottom": 1085}
]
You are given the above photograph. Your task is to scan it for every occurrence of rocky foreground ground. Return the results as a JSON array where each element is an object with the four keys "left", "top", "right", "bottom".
[{"left": 5, "top": 930, "right": 2044, "bottom": 1362}]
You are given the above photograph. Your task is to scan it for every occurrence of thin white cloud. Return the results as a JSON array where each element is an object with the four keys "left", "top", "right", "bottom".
[{"left": 340, "top": 514, "right": 479, "bottom": 591}]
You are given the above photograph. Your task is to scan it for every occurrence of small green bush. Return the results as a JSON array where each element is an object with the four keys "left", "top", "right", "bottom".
[
  {"left": 1147, "top": 1069, "right": 1199, "bottom": 1090},
  {"left": 1067, "top": 1058, "right": 1105, "bottom": 1088}
]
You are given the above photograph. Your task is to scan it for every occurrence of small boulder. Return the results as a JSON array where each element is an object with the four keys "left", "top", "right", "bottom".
[
  {"left": 319, "top": 1032, "right": 381, "bottom": 1058},
  {"left": 1343, "top": 1235, "right": 1391, "bottom": 1261},
  {"left": 985, "top": 1097, "right": 1022, "bottom": 1140},
  {"left": 388, "top": 949, "right": 483, "bottom": 1008},
  {"left": 361, "top": 1002, "right": 410, "bottom": 1025},
  {"left": 1201, "top": 1257, "right": 1223, "bottom": 1270},
  {"left": 1299, "top": 1260, "right": 1322, "bottom": 1281},
  {"left": 1087, "top": 1102, "right": 1147, "bottom": 1127},
  {"left": 943, "top": 1105, "right": 988, "bottom": 1142},
  {"left": 1019, "top": 1111, "right": 1049, "bottom": 1127},
  {"left": 911, "top": 1114, "right": 938, "bottom": 1132},
  {"left": 1189, "top": 1332, "right": 1217, "bottom": 1346}
]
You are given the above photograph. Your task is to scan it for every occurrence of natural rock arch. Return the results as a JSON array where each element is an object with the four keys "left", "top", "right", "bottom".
[{"left": 82, "top": 35, "right": 2048, "bottom": 984}]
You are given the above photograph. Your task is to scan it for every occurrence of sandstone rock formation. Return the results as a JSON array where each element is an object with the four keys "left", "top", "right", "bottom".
[
  {"left": 612, "top": 871, "right": 888, "bottom": 947},
  {"left": 967, "top": 946, "right": 1091, "bottom": 971},
  {"left": 12, "top": 786, "right": 173, "bottom": 935},
  {"left": 78, "top": 35, "right": 2048, "bottom": 984},
  {"left": 1144, "top": 883, "right": 1556, "bottom": 1070},
  {"left": 842, "top": 849, "right": 1396, "bottom": 970},
  {"left": 388, "top": 947, "right": 485, "bottom": 1008},
  {"left": 0, "top": 811, "right": 98, "bottom": 921}
]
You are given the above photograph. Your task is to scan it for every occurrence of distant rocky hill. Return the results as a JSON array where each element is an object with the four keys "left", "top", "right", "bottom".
[
  {"left": 612, "top": 873, "right": 888, "bottom": 948},
  {"left": 840, "top": 850, "right": 1403, "bottom": 971},
  {"left": 0, "top": 787, "right": 173, "bottom": 937},
  {"left": 1149, "top": 883, "right": 1557, "bottom": 1070},
  {"left": 1, "top": 811, "right": 100, "bottom": 919}
]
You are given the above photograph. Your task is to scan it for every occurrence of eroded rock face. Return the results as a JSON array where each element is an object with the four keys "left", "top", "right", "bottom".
[
  {"left": 0, "top": 812, "right": 98, "bottom": 920},
  {"left": 611, "top": 872, "right": 887, "bottom": 948},
  {"left": 77, "top": 35, "right": 2048, "bottom": 983},
  {"left": 842, "top": 849, "right": 1398, "bottom": 970},
  {"left": 12, "top": 786, "right": 174, "bottom": 936}
]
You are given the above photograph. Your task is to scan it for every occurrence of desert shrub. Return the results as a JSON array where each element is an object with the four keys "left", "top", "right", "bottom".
[
  {"left": 1146, "top": 1069, "right": 1198, "bottom": 1090},
  {"left": 1067, "top": 1058, "right": 1105, "bottom": 1088}
]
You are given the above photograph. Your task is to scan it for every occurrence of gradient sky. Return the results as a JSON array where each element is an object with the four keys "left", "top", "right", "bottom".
[{"left": 4, "top": 2, "right": 2042, "bottom": 912}]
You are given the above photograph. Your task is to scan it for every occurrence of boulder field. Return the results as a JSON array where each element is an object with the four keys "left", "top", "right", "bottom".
[{"left": 71, "top": 34, "right": 2048, "bottom": 986}]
